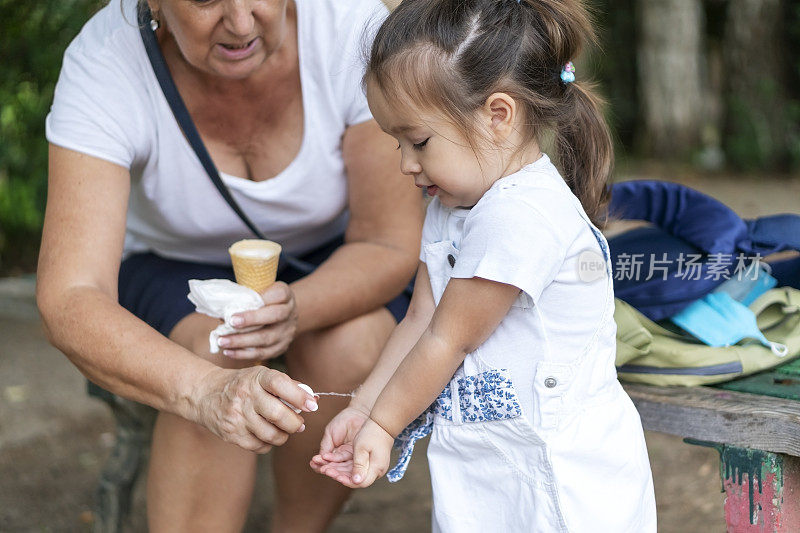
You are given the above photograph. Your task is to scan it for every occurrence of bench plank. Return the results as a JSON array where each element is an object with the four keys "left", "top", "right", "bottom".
[{"left": 623, "top": 384, "right": 800, "bottom": 456}]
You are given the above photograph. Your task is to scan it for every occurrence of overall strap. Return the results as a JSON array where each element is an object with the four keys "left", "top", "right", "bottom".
[{"left": 137, "top": 7, "right": 313, "bottom": 274}]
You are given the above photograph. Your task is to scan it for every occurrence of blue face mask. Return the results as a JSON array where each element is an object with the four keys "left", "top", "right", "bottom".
[
  {"left": 712, "top": 262, "right": 777, "bottom": 306},
  {"left": 671, "top": 292, "right": 789, "bottom": 357}
]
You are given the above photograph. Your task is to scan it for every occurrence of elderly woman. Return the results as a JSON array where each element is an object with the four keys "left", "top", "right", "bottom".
[{"left": 36, "top": 0, "right": 421, "bottom": 530}]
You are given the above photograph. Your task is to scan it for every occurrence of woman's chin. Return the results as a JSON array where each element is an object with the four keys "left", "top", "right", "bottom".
[
  {"left": 205, "top": 48, "right": 268, "bottom": 80},
  {"left": 208, "top": 57, "right": 266, "bottom": 80}
]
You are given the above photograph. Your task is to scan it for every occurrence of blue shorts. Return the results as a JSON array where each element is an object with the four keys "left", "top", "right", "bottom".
[{"left": 118, "top": 235, "right": 410, "bottom": 338}]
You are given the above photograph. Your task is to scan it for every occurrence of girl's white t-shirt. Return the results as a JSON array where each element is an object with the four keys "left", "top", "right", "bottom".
[
  {"left": 46, "top": 0, "right": 387, "bottom": 263},
  {"left": 420, "top": 154, "right": 616, "bottom": 419}
]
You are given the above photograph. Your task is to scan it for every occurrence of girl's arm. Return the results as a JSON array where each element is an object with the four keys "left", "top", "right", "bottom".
[
  {"left": 312, "top": 262, "right": 435, "bottom": 466},
  {"left": 349, "top": 262, "right": 436, "bottom": 414},
  {"left": 372, "top": 276, "right": 519, "bottom": 433},
  {"left": 347, "top": 276, "right": 520, "bottom": 486}
]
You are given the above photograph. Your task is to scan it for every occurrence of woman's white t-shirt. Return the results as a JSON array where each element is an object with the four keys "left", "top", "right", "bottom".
[{"left": 46, "top": 0, "right": 387, "bottom": 263}]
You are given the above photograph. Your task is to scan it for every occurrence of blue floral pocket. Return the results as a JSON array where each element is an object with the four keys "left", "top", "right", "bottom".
[{"left": 387, "top": 369, "right": 525, "bottom": 482}]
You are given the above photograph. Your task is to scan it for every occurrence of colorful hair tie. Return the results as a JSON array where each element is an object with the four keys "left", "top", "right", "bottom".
[{"left": 560, "top": 61, "right": 576, "bottom": 84}]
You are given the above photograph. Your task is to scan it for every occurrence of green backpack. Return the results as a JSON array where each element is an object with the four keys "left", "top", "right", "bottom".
[{"left": 614, "top": 288, "right": 800, "bottom": 386}]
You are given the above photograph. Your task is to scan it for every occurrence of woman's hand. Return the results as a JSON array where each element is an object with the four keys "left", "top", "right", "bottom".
[
  {"left": 188, "top": 366, "right": 317, "bottom": 453},
  {"left": 310, "top": 404, "right": 370, "bottom": 475},
  {"left": 217, "top": 281, "right": 299, "bottom": 361}
]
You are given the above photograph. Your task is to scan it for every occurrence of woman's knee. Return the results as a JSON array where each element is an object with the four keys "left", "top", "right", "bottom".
[
  {"left": 285, "top": 308, "right": 396, "bottom": 389},
  {"left": 153, "top": 410, "right": 218, "bottom": 448}
]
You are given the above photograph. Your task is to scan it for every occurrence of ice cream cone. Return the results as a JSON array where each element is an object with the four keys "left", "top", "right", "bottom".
[{"left": 228, "top": 239, "right": 282, "bottom": 294}]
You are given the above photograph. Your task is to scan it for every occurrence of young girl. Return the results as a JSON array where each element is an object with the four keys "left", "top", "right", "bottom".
[{"left": 311, "top": 0, "right": 657, "bottom": 530}]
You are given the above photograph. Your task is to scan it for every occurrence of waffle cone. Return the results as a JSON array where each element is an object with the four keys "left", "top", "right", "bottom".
[{"left": 229, "top": 239, "right": 282, "bottom": 294}]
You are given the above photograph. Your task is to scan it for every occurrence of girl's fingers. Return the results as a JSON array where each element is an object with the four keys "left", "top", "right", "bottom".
[
  {"left": 320, "top": 460, "right": 353, "bottom": 475},
  {"left": 310, "top": 457, "right": 326, "bottom": 473},
  {"left": 329, "top": 446, "right": 353, "bottom": 462},
  {"left": 320, "top": 443, "right": 353, "bottom": 463},
  {"left": 319, "top": 429, "right": 335, "bottom": 455},
  {"left": 351, "top": 445, "right": 370, "bottom": 485},
  {"left": 320, "top": 463, "right": 361, "bottom": 488},
  {"left": 337, "top": 476, "right": 362, "bottom": 489}
]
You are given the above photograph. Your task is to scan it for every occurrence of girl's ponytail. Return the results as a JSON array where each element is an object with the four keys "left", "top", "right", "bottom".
[
  {"left": 555, "top": 81, "right": 613, "bottom": 228},
  {"left": 522, "top": 0, "right": 613, "bottom": 229}
]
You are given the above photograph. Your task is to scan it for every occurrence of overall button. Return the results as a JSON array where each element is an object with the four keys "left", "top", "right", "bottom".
[
  {"left": 544, "top": 377, "right": 558, "bottom": 388},
  {"left": 447, "top": 254, "right": 456, "bottom": 267}
]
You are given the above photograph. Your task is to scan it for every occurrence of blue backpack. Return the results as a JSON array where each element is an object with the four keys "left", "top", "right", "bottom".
[{"left": 607, "top": 180, "right": 800, "bottom": 321}]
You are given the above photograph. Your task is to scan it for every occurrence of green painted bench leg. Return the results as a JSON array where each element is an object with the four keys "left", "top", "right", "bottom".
[
  {"left": 686, "top": 440, "right": 800, "bottom": 532},
  {"left": 93, "top": 396, "right": 156, "bottom": 533}
]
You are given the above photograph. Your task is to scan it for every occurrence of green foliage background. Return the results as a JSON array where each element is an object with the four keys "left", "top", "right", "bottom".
[
  {"left": 0, "top": 0, "right": 798, "bottom": 275},
  {"left": 0, "top": 0, "right": 103, "bottom": 274}
]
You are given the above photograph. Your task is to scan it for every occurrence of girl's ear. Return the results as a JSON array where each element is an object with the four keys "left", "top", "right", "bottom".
[{"left": 482, "top": 92, "right": 516, "bottom": 140}]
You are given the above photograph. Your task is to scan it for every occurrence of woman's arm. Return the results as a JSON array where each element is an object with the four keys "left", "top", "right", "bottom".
[
  {"left": 288, "top": 119, "right": 422, "bottom": 334},
  {"left": 37, "top": 145, "right": 313, "bottom": 451}
]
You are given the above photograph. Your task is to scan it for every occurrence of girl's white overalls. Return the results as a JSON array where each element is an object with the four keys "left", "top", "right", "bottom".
[{"left": 387, "top": 197, "right": 657, "bottom": 533}]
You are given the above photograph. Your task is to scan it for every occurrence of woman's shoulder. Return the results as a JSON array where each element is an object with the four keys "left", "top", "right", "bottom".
[
  {"left": 59, "top": 0, "right": 148, "bottom": 90},
  {"left": 47, "top": 0, "right": 153, "bottom": 169},
  {"left": 298, "top": 0, "right": 388, "bottom": 27},
  {"left": 295, "top": 0, "right": 388, "bottom": 125},
  {"left": 64, "top": 0, "right": 142, "bottom": 60},
  {"left": 297, "top": 0, "right": 387, "bottom": 51}
]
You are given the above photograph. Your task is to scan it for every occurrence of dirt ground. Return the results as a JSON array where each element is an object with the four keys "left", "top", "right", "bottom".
[{"left": 2, "top": 171, "right": 798, "bottom": 532}]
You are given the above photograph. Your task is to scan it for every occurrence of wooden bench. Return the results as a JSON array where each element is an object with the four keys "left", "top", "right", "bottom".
[
  {"left": 624, "top": 357, "right": 800, "bottom": 532},
  {"left": 92, "top": 361, "right": 800, "bottom": 533}
]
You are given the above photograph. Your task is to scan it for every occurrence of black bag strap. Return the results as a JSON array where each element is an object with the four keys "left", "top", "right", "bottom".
[{"left": 137, "top": 7, "right": 313, "bottom": 274}]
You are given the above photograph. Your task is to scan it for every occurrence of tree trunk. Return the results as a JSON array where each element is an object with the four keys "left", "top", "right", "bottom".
[
  {"left": 592, "top": 0, "right": 639, "bottom": 149},
  {"left": 723, "top": 0, "right": 789, "bottom": 170},
  {"left": 637, "top": 0, "right": 705, "bottom": 158}
]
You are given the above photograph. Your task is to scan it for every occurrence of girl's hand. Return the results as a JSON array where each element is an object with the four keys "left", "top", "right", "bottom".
[
  {"left": 217, "top": 282, "right": 298, "bottom": 361},
  {"left": 323, "top": 418, "right": 394, "bottom": 489},
  {"left": 188, "top": 366, "right": 317, "bottom": 453},
  {"left": 310, "top": 405, "right": 369, "bottom": 474}
]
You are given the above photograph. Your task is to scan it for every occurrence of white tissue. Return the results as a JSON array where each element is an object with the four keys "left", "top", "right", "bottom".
[{"left": 187, "top": 279, "right": 265, "bottom": 354}]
